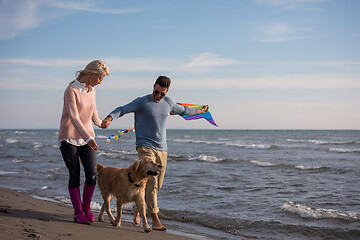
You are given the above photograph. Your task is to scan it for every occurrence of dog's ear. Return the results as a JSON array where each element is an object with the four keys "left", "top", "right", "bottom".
[{"left": 131, "top": 160, "right": 141, "bottom": 173}]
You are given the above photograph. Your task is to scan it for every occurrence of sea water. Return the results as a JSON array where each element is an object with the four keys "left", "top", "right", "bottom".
[{"left": 0, "top": 129, "right": 359, "bottom": 239}]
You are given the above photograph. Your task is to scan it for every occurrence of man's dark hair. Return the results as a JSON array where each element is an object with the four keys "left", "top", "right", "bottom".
[{"left": 155, "top": 76, "right": 171, "bottom": 89}]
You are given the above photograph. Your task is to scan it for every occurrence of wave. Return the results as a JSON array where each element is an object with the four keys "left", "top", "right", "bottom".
[
  {"left": 0, "top": 171, "right": 17, "bottom": 175},
  {"left": 41, "top": 168, "right": 63, "bottom": 174},
  {"left": 15, "top": 131, "right": 28, "bottom": 134},
  {"left": 5, "top": 138, "right": 21, "bottom": 144},
  {"left": 96, "top": 135, "right": 108, "bottom": 139},
  {"left": 168, "top": 153, "right": 183, "bottom": 159},
  {"left": 287, "top": 139, "right": 355, "bottom": 145},
  {"left": 12, "top": 158, "right": 39, "bottom": 163},
  {"left": 170, "top": 156, "right": 329, "bottom": 171},
  {"left": 159, "top": 208, "right": 360, "bottom": 239},
  {"left": 281, "top": 201, "right": 359, "bottom": 221},
  {"left": 188, "top": 155, "right": 224, "bottom": 162},
  {"left": 250, "top": 160, "right": 278, "bottom": 167},
  {"left": 97, "top": 149, "right": 137, "bottom": 158},
  {"left": 14, "top": 131, "right": 36, "bottom": 135},
  {"left": 294, "top": 165, "right": 327, "bottom": 170},
  {"left": 53, "top": 197, "right": 119, "bottom": 214},
  {"left": 329, "top": 148, "right": 360, "bottom": 153},
  {"left": 249, "top": 160, "right": 327, "bottom": 171},
  {"left": 33, "top": 142, "right": 44, "bottom": 150},
  {"left": 170, "top": 138, "right": 275, "bottom": 150}
]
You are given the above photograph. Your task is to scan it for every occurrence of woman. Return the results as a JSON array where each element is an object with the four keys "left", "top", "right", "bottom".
[{"left": 58, "top": 60, "right": 109, "bottom": 224}]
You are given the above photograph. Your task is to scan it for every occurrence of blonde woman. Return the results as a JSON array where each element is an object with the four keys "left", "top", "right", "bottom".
[{"left": 59, "top": 60, "right": 109, "bottom": 224}]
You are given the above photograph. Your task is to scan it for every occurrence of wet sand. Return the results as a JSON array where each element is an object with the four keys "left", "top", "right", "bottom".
[{"left": 0, "top": 187, "right": 194, "bottom": 240}]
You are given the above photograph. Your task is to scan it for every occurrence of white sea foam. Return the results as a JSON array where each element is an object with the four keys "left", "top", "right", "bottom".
[
  {"left": 41, "top": 186, "right": 49, "bottom": 190},
  {"left": 12, "top": 158, "right": 39, "bottom": 163},
  {"left": 329, "top": 148, "right": 360, "bottom": 153},
  {"left": 42, "top": 168, "right": 62, "bottom": 174},
  {"left": 250, "top": 160, "right": 277, "bottom": 167},
  {"left": 12, "top": 158, "right": 25, "bottom": 163},
  {"left": 295, "top": 165, "right": 324, "bottom": 170},
  {"left": 169, "top": 153, "right": 182, "bottom": 158},
  {"left": 110, "top": 149, "right": 137, "bottom": 155},
  {"left": 188, "top": 155, "right": 223, "bottom": 162},
  {"left": 33, "top": 142, "right": 43, "bottom": 150},
  {"left": 171, "top": 138, "right": 273, "bottom": 150},
  {"left": 287, "top": 139, "right": 354, "bottom": 145},
  {"left": 0, "top": 171, "right": 17, "bottom": 175},
  {"left": 90, "top": 201, "right": 120, "bottom": 212},
  {"left": 96, "top": 135, "right": 108, "bottom": 139},
  {"left": 97, "top": 150, "right": 118, "bottom": 158},
  {"left": 282, "top": 201, "right": 359, "bottom": 221},
  {"left": 97, "top": 149, "right": 137, "bottom": 158},
  {"left": 54, "top": 196, "right": 71, "bottom": 205},
  {"left": 5, "top": 138, "right": 20, "bottom": 144},
  {"left": 15, "top": 131, "right": 27, "bottom": 134}
]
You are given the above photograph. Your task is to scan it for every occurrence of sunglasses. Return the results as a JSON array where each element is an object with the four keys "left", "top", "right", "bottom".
[{"left": 153, "top": 89, "right": 166, "bottom": 98}]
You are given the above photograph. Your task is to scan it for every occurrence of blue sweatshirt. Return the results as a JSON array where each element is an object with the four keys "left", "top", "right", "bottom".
[{"left": 108, "top": 94, "right": 197, "bottom": 151}]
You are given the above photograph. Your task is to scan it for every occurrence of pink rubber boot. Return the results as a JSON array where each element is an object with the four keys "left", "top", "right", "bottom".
[
  {"left": 69, "top": 187, "right": 90, "bottom": 224},
  {"left": 82, "top": 184, "right": 95, "bottom": 222}
]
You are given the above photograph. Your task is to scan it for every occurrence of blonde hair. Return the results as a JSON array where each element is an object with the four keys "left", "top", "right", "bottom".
[{"left": 76, "top": 60, "right": 110, "bottom": 80}]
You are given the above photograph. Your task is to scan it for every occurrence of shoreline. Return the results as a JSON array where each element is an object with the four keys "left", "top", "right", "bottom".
[{"left": 0, "top": 187, "right": 197, "bottom": 240}]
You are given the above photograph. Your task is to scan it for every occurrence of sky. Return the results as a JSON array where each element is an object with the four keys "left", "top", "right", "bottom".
[{"left": 0, "top": 0, "right": 359, "bottom": 130}]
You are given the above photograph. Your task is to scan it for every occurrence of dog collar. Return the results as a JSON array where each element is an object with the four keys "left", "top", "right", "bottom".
[{"left": 128, "top": 172, "right": 142, "bottom": 187}]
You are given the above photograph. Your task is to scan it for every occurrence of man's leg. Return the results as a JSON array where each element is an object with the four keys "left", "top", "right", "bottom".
[
  {"left": 136, "top": 146, "right": 167, "bottom": 230},
  {"left": 133, "top": 146, "right": 155, "bottom": 225}
]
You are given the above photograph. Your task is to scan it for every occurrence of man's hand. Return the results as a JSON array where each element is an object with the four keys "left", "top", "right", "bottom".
[
  {"left": 197, "top": 105, "right": 209, "bottom": 114},
  {"left": 101, "top": 116, "right": 112, "bottom": 129}
]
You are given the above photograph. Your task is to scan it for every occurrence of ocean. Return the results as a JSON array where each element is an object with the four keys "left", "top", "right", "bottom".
[{"left": 0, "top": 129, "right": 359, "bottom": 239}]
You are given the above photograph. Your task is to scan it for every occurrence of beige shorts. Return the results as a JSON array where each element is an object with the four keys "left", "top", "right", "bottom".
[{"left": 136, "top": 145, "right": 167, "bottom": 214}]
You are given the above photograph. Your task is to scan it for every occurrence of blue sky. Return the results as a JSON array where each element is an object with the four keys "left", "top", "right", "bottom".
[{"left": 0, "top": 0, "right": 359, "bottom": 129}]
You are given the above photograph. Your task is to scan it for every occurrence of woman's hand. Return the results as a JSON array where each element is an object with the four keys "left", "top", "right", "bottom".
[
  {"left": 88, "top": 139, "right": 98, "bottom": 151},
  {"left": 101, "top": 116, "right": 112, "bottom": 129}
]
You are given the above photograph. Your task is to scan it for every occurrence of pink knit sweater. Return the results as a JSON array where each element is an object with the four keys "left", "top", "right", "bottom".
[{"left": 58, "top": 83, "right": 101, "bottom": 141}]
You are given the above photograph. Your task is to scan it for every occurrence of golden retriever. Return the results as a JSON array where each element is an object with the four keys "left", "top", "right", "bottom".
[{"left": 97, "top": 156, "right": 162, "bottom": 232}]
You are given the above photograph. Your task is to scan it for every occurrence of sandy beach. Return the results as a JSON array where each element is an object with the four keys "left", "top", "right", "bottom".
[{"left": 0, "top": 188, "right": 194, "bottom": 240}]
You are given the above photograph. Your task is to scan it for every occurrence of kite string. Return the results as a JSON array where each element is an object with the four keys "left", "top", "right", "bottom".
[{"left": 106, "top": 125, "right": 135, "bottom": 144}]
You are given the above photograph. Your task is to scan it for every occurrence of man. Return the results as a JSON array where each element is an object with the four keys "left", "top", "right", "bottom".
[{"left": 101, "top": 76, "right": 208, "bottom": 230}]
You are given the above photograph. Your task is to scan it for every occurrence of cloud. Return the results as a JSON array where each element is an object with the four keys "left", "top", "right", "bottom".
[
  {"left": 48, "top": 0, "right": 142, "bottom": 14},
  {"left": 180, "top": 53, "right": 241, "bottom": 73},
  {"left": 262, "top": 101, "right": 346, "bottom": 108},
  {"left": 0, "top": 0, "right": 142, "bottom": 40},
  {"left": 107, "top": 53, "right": 240, "bottom": 73},
  {"left": 252, "top": 22, "right": 306, "bottom": 42},
  {"left": 0, "top": 53, "right": 240, "bottom": 72},
  {"left": 1, "top": 56, "right": 359, "bottom": 90},
  {"left": 0, "top": 0, "right": 42, "bottom": 40},
  {"left": 173, "top": 74, "right": 360, "bottom": 89},
  {"left": 0, "top": 58, "right": 88, "bottom": 67}
]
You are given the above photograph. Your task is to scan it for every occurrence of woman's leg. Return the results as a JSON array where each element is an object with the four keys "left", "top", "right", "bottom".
[
  {"left": 60, "top": 141, "right": 89, "bottom": 224},
  {"left": 78, "top": 144, "right": 97, "bottom": 222},
  {"left": 60, "top": 141, "right": 81, "bottom": 189}
]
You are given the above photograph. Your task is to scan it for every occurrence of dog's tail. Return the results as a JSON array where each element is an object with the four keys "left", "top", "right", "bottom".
[{"left": 97, "top": 164, "right": 104, "bottom": 172}]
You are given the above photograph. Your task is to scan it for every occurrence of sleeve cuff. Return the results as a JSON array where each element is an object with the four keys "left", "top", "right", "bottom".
[{"left": 86, "top": 137, "right": 94, "bottom": 143}]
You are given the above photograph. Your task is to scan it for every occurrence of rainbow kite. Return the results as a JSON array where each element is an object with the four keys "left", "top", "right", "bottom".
[{"left": 173, "top": 103, "right": 218, "bottom": 127}]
